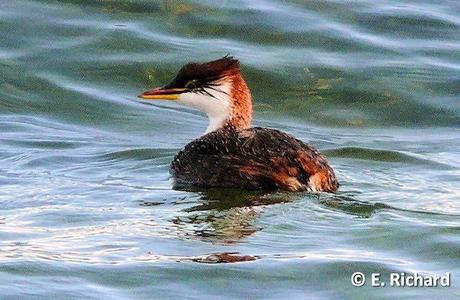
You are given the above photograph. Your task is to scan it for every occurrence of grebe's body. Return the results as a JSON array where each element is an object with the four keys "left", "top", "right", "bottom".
[
  {"left": 139, "top": 56, "right": 338, "bottom": 192},
  {"left": 171, "top": 126, "right": 338, "bottom": 192}
]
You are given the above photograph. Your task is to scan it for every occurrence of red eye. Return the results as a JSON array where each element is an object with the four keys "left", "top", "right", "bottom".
[{"left": 185, "top": 80, "right": 197, "bottom": 89}]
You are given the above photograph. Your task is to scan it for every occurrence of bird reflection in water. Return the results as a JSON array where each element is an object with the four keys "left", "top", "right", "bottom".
[
  {"left": 171, "top": 189, "right": 302, "bottom": 243},
  {"left": 169, "top": 189, "right": 392, "bottom": 244},
  {"left": 138, "top": 184, "right": 390, "bottom": 246}
]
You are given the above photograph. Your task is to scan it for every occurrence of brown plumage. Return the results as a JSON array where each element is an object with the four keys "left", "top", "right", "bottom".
[
  {"left": 139, "top": 56, "right": 339, "bottom": 192},
  {"left": 171, "top": 126, "right": 338, "bottom": 192}
]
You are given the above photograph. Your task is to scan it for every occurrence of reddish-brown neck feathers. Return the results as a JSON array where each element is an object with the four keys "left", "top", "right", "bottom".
[{"left": 226, "top": 71, "right": 252, "bottom": 129}]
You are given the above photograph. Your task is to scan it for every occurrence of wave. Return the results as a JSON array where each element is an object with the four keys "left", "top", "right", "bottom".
[{"left": 324, "top": 147, "right": 456, "bottom": 168}]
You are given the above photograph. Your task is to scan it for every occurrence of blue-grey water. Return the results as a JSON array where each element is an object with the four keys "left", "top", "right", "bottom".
[{"left": 1, "top": 0, "right": 459, "bottom": 299}]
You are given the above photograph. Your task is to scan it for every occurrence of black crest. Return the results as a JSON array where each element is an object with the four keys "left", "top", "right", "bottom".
[{"left": 165, "top": 55, "right": 240, "bottom": 89}]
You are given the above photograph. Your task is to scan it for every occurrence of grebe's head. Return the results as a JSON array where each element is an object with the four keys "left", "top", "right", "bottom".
[{"left": 138, "top": 56, "right": 252, "bottom": 133}]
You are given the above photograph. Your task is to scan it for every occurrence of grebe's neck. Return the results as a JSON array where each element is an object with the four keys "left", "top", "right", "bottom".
[{"left": 205, "top": 73, "right": 252, "bottom": 134}]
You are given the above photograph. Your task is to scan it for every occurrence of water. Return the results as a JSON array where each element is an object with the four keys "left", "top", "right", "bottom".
[{"left": 1, "top": 0, "right": 459, "bottom": 298}]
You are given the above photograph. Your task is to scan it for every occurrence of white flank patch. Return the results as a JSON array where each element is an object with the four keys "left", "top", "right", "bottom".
[{"left": 308, "top": 177, "right": 318, "bottom": 192}]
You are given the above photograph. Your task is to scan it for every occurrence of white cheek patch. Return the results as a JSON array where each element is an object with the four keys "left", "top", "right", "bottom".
[{"left": 178, "top": 82, "right": 232, "bottom": 133}]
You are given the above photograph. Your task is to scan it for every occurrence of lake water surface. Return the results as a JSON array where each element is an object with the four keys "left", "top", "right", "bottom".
[{"left": 1, "top": 0, "right": 459, "bottom": 299}]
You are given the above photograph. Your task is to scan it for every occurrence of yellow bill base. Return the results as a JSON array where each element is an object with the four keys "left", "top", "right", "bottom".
[{"left": 139, "top": 94, "right": 179, "bottom": 100}]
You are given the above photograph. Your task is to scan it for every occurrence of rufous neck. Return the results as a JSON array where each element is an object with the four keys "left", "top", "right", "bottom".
[{"left": 225, "top": 72, "right": 252, "bottom": 130}]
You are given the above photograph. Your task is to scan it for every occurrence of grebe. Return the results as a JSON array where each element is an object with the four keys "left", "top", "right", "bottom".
[{"left": 138, "top": 56, "right": 338, "bottom": 192}]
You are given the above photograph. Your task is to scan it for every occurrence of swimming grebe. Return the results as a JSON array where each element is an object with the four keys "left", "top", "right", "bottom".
[{"left": 138, "top": 56, "right": 338, "bottom": 192}]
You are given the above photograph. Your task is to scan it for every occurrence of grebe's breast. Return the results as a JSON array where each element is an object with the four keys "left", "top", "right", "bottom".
[{"left": 170, "top": 127, "right": 339, "bottom": 192}]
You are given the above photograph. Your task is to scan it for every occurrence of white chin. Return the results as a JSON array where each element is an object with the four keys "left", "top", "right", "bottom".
[{"left": 178, "top": 83, "right": 232, "bottom": 133}]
